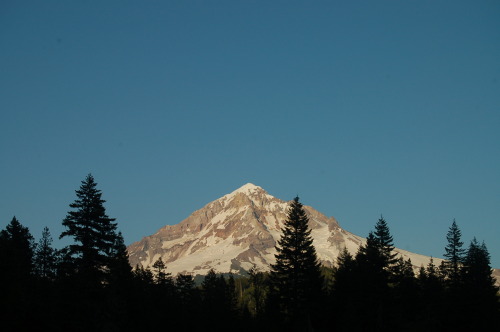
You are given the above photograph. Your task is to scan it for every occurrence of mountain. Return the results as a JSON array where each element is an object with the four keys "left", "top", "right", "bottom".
[{"left": 128, "top": 183, "right": 443, "bottom": 276}]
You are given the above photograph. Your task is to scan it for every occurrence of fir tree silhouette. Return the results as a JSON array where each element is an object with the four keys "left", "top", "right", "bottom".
[{"left": 269, "top": 197, "right": 323, "bottom": 330}]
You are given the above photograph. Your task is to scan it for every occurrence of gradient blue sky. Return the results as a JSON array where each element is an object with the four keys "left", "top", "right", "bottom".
[{"left": 1, "top": 1, "right": 499, "bottom": 267}]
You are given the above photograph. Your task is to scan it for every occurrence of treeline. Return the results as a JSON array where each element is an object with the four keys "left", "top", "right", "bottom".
[{"left": 1, "top": 175, "right": 499, "bottom": 331}]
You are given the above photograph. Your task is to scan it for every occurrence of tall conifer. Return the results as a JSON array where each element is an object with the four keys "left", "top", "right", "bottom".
[
  {"left": 34, "top": 227, "right": 57, "bottom": 280},
  {"left": 462, "top": 239, "right": 499, "bottom": 329},
  {"left": 0, "top": 217, "right": 35, "bottom": 279},
  {"left": 270, "top": 197, "right": 322, "bottom": 326},
  {"left": 374, "top": 216, "right": 398, "bottom": 268},
  {"left": 60, "top": 174, "right": 120, "bottom": 284},
  {"left": 352, "top": 217, "right": 398, "bottom": 330},
  {"left": 443, "top": 219, "right": 465, "bottom": 285},
  {"left": 0, "top": 217, "right": 36, "bottom": 329}
]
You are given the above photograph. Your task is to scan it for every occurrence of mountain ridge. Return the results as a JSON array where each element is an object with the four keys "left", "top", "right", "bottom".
[{"left": 127, "top": 183, "right": 465, "bottom": 277}]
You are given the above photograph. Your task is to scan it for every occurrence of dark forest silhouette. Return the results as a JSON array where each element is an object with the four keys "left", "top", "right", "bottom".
[{"left": 0, "top": 175, "right": 498, "bottom": 331}]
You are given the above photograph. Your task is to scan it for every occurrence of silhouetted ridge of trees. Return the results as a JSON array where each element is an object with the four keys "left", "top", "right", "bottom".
[{"left": 0, "top": 175, "right": 498, "bottom": 331}]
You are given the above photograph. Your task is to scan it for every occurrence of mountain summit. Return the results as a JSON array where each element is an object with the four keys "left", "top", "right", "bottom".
[{"left": 127, "top": 184, "right": 437, "bottom": 275}]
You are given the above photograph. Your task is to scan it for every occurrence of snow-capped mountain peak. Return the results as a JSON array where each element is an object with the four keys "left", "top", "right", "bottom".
[
  {"left": 216, "top": 183, "right": 278, "bottom": 209},
  {"left": 127, "top": 184, "right": 442, "bottom": 276},
  {"left": 232, "top": 183, "right": 263, "bottom": 194}
]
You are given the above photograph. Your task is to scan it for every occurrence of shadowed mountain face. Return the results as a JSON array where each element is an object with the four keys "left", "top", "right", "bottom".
[{"left": 128, "top": 183, "right": 440, "bottom": 275}]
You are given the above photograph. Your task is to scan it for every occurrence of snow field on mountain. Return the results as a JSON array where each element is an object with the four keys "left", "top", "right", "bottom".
[{"left": 128, "top": 183, "right": 450, "bottom": 276}]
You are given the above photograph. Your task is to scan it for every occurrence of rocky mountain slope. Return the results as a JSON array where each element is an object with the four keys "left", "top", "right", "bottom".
[{"left": 128, "top": 183, "right": 444, "bottom": 276}]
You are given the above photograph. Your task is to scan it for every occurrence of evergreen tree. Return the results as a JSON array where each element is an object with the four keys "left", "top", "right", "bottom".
[
  {"left": 355, "top": 232, "right": 388, "bottom": 284},
  {"left": 0, "top": 217, "right": 36, "bottom": 329},
  {"left": 248, "top": 266, "right": 267, "bottom": 317},
  {"left": 355, "top": 217, "right": 397, "bottom": 285},
  {"left": 107, "top": 231, "right": 132, "bottom": 283},
  {"left": 421, "top": 258, "right": 444, "bottom": 331},
  {"left": 59, "top": 174, "right": 120, "bottom": 284},
  {"left": 58, "top": 174, "right": 127, "bottom": 330},
  {"left": 463, "top": 238, "right": 497, "bottom": 293},
  {"left": 417, "top": 264, "right": 426, "bottom": 285},
  {"left": 175, "top": 273, "right": 201, "bottom": 330},
  {"left": 33, "top": 228, "right": 59, "bottom": 331},
  {"left": 462, "top": 239, "right": 499, "bottom": 329},
  {"left": 202, "top": 268, "right": 219, "bottom": 304},
  {"left": 442, "top": 219, "right": 465, "bottom": 285},
  {"left": 224, "top": 273, "right": 239, "bottom": 325},
  {"left": 441, "top": 220, "right": 471, "bottom": 330},
  {"left": 423, "top": 258, "right": 443, "bottom": 292},
  {"left": 416, "top": 258, "right": 445, "bottom": 330},
  {"left": 202, "top": 269, "right": 230, "bottom": 328},
  {"left": 152, "top": 256, "right": 171, "bottom": 285},
  {"left": 132, "top": 264, "right": 154, "bottom": 285},
  {"left": 34, "top": 226, "right": 57, "bottom": 280},
  {"left": 390, "top": 257, "right": 418, "bottom": 329},
  {"left": 374, "top": 216, "right": 398, "bottom": 269},
  {"left": 0, "top": 217, "right": 35, "bottom": 279},
  {"left": 176, "top": 273, "right": 196, "bottom": 301},
  {"left": 147, "top": 257, "right": 176, "bottom": 329},
  {"left": 105, "top": 232, "right": 134, "bottom": 330},
  {"left": 329, "top": 247, "right": 356, "bottom": 331},
  {"left": 351, "top": 217, "right": 398, "bottom": 330},
  {"left": 392, "top": 257, "right": 415, "bottom": 287},
  {"left": 331, "top": 247, "right": 355, "bottom": 296},
  {"left": 269, "top": 197, "right": 323, "bottom": 328}
]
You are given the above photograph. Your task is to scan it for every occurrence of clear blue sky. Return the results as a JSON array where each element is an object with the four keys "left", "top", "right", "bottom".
[{"left": 1, "top": 1, "right": 499, "bottom": 267}]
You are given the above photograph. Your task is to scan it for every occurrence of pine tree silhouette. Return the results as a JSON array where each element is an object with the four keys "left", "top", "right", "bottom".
[
  {"left": 462, "top": 239, "right": 499, "bottom": 329},
  {"left": 34, "top": 226, "right": 57, "bottom": 280},
  {"left": 443, "top": 219, "right": 465, "bottom": 286},
  {"left": 270, "top": 197, "right": 322, "bottom": 329},
  {"left": 60, "top": 174, "right": 121, "bottom": 284},
  {"left": 0, "top": 217, "right": 36, "bottom": 330}
]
